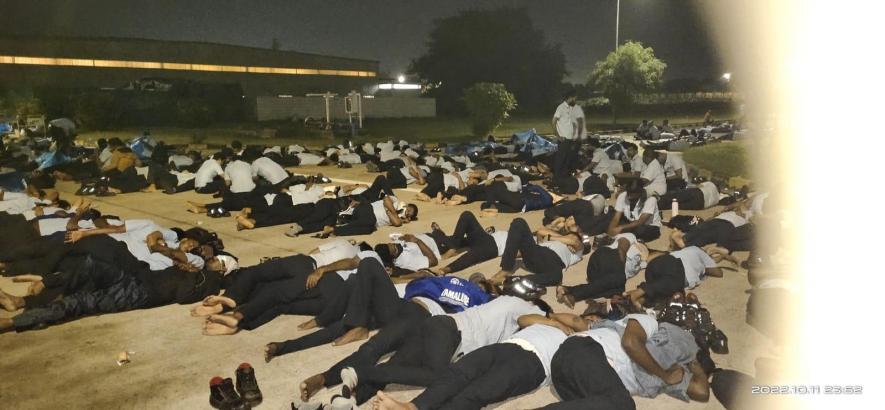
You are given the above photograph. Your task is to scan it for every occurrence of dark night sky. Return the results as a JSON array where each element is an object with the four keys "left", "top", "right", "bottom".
[{"left": 1, "top": 0, "right": 720, "bottom": 83}]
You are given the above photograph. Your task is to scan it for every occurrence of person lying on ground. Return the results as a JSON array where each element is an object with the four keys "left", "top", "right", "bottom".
[
  {"left": 626, "top": 246, "right": 724, "bottom": 307},
  {"left": 492, "top": 217, "right": 584, "bottom": 286},
  {"left": 557, "top": 233, "right": 650, "bottom": 308},
  {"left": 423, "top": 211, "right": 508, "bottom": 276},
  {"left": 479, "top": 182, "right": 562, "bottom": 216}
]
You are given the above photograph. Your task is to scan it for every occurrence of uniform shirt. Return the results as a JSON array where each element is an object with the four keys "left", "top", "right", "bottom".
[
  {"left": 310, "top": 239, "right": 359, "bottom": 269},
  {"left": 715, "top": 211, "right": 748, "bottom": 228},
  {"left": 590, "top": 148, "right": 607, "bottom": 170},
  {"left": 697, "top": 181, "right": 720, "bottom": 209},
  {"left": 553, "top": 101, "right": 585, "bottom": 140},
  {"left": 371, "top": 196, "right": 400, "bottom": 227},
  {"left": 295, "top": 153, "right": 325, "bottom": 165},
  {"left": 194, "top": 159, "right": 224, "bottom": 188},
  {"left": 399, "top": 167, "right": 417, "bottom": 184},
  {"left": 98, "top": 147, "right": 113, "bottom": 166},
  {"left": 288, "top": 184, "right": 324, "bottom": 205},
  {"left": 251, "top": 157, "right": 289, "bottom": 185},
  {"left": 629, "top": 154, "right": 647, "bottom": 174},
  {"left": 608, "top": 233, "right": 643, "bottom": 278},
  {"left": 171, "top": 171, "right": 195, "bottom": 186},
  {"left": 109, "top": 219, "right": 204, "bottom": 271},
  {"left": 168, "top": 154, "right": 194, "bottom": 169},
  {"left": 539, "top": 240, "right": 582, "bottom": 268},
  {"left": 579, "top": 314, "right": 660, "bottom": 395},
  {"left": 640, "top": 159, "right": 667, "bottom": 196},
  {"left": 614, "top": 192, "right": 662, "bottom": 227},
  {"left": 224, "top": 160, "right": 256, "bottom": 193},
  {"left": 451, "top": 295, "right": 545, "bottom": 356},
  {"left": 746, "top": 192, "right": 770, "bottom": 220},
  {"left": 336, "top": 250, "right": 383, "bottom": 281},
  {"left": 670, "top": 246, "right": 718, "bottom": 288},
  {"left": 491, "top": 230, "right": 509, "bottom": 256},
  {"left": 378, "top": 150, "right": 402, "bottom": 162},
  {"left": 504, "top": 324, "right": 568, "bottom": 382},
  {"left": 662, "top": 154, "right": 690, "bottom": 183},
  {"left": 487, "top": 169, "right": 521, "bottom": 192}
]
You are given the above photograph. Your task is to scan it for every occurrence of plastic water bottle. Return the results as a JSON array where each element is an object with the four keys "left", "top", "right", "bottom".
[{"left": 671, "top": 198, "right": 679, "bottom": 217}]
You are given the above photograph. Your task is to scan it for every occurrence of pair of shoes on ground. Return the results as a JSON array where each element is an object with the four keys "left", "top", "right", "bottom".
[{"left": 209, "top": 363, "right": 262, "bottom": 409}]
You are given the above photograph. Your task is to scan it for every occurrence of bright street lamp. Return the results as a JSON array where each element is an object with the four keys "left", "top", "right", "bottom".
[
  {"left": 722, "top": 72, "right": 732, "bottom": 82},
  {"left": 397, "top": 75, "right": 406, "bottom": 83}
]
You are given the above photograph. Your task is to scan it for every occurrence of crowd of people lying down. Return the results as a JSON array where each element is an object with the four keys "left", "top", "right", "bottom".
[{"left": 0, "top": 128, "right": 791, "bottom": 410}]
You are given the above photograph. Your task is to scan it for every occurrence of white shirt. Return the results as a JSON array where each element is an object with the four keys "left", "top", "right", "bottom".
[
  {"left": 288, "top": 184, "right": 325, "bottom": 205},
  {"left": 640, "top": 159, "right": 667, "bottom": 196},
  {"left": 394, "top": 242, "right": 430, "bottom": 272},
  {"left": 491, "top": 231, "right": 509, "bottom": 255},
  {"left": 251, "top": 157, "right": 289, "bottom": 185},
  {"left": 670, "top": 246, "right": 717, "bottom": 288},
  {"left": 378, "top": 150, "right": 401, "bottom": 163},
  {"left": 98, "top": 147, "right": 113, "bottom": 166},
  {"left": 629, "top": 154, "right": 647, "bottom": 173},
  {"left": 715, "top": 211, "right": 748, "bottom": 228},
  {"left": 487, "top": 169, "right": 521, "bottom": 192},
  {"left": 400, "top": 167, "right": 417, "bottom": 184},
  {"left": 336, "top": 250, "right": 383, "bottom": 281},
  {"left": 579, "top": 314, "right": 660, "bottom": 395},
  {"left": 662, "top": 154, "right": 689, "bottom": 183},
  {"left": 697, "top": 181, "right": 720, "bottom": 209},
  {"left": 614, "top": 192, "right": 662, "bottom": 227},
  {"left": 451, "top": 295, "right": 544, "bottom": 356},
  {"left": 108, "top": 219, "right": 202, "bottom": 271},
  {"left": 310, "top": 239, "right": 359, "bottom": 269},
  {"left": 504, "top": 324, "right": 568, "bottom": 382},
  {"left": 553, "top": 101, "right": 585, "bottom": 140},
  {"left": 194, "top": 159, "right": 224, "bottom": 188},
  {"left": 608, "top": 233, "right": 643, "bottom": 278},
  {"left": 168, "top": 154, "right": 194, "bottom": 168},
  {"left": 371, "top": 196, "right": 400, "bottom": 227},
  {"left": 539, "top": 240, "right": 582, "bottom": 268},
  {"left": 295, "top": 153, "right": 325, "bottom": 165},
  {"left": 224, "top": 160, "right": 256, "bottom": 193}
]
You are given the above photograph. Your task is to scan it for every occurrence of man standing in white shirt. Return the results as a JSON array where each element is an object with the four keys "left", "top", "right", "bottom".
[
  {"left": 658, "top": 151, "right": 690, "bottom": 192},
  {"left": 551, "top": 89, "right": 585, "bottom": 177}
]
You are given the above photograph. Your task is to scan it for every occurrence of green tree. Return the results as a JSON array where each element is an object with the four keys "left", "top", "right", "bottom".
[
  {"left": 410, "top": 7, "right": 565, "bottom": 115},
  {"left": 176, "top": 98, "right": 213, "bottom": 127},
  {"left": 14, "top": 97, "right": 43, "bottom": 118},
  {"left": 589, "top": 41, "right": 667, "bottom": 123},
  {"left": 462, "top": 83, "right": 517, "bottom": 137},
  {"left": 74, "top": 92, "right": 123, "bottom": 129}
]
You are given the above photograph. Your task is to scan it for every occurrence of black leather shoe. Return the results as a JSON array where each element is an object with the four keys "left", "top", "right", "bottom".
[
  {"left": 211, "top": 377, "right": 249, "bottom": 410},
  {"left": 235, "top": 363, "right": 263, "bottom": 406}
]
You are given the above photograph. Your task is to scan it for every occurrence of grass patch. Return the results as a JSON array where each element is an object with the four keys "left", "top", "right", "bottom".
[
  {"left": 73, "top": 114, "right": 721, "bottom": 148},
  {"left": 682, "top": 141, "right": 749, "bottom": 179}
]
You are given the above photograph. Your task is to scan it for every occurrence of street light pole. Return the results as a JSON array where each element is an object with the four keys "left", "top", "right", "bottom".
[{"left": 615, "top": 0, "right": 621, "bottom": 50}]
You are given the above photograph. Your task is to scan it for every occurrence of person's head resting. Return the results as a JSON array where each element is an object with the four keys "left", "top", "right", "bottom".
[
  {"left": 469, "top": 165, "right": 488, "bottom": 181},
  {"left": 207, "top": 255, "right": 239, "bottom": 275},
  {"left": 587, "top": 138, "right": 601, "bottom": 149},
  {"left": 178, "top": 237, "right": 201, "bottom": 253},
  {"left": 642, "top": 148, "right": 657, "bottom": 165},
  {"left": 374, "top": 243, "right": 403, "bottom": 267},
  {"left": 108, "top": 138, "right": 124, "bottom": 149},
  {"left": 624, "top": 142, "right": 639, "bottom": 158},
  {"left": 402, "top": 203, "right": 419, "bottom": 222},
  {"left": 563, "top": 88, "right": 578, "bottom": 106},
  {"left": 97, "top": 138, "right": 108, "bottom": 150},
  {"left": 468, "top": 273, "right": 501, "bottom": 297}
]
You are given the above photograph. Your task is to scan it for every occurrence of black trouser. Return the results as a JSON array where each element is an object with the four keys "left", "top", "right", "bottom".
[
  {"left": 412, "top": 343, "right": 546, "bottom": 410},
  {"left": 484, "top": 181, "right": 524, "bottom": 212},
  {"left": 576, "top": 210, "right": 614, "bottom": 237},
  {"left": 621, "top": 218, "right": 661, "bottom": 242},
  {"left": 684, "top": 218, "right": 735, "bottom": 248},
  {"left": 0, "top": 235, "right": 58, "bottom": 262},
  {"left": 582, "top": 174, "right": 611, "bottom": 197},
  {"left": 445, "top": 211, "right": 497, "bottom": 272},
  {"left": 421, "top": 171, "right": 446, "bottom": 198},
  {"left": 225, "top": 255, "right": 316, "bottom": 328},
  {"left": 458, "top": 184, "right": 487, "bottom": 203},
  {"left": 146, "top": 164, "right": 178, "bottom": 191},
  {"left": 553, "top": 139, "right": 580, "bottom": 177},
  {"left": 107, "top": 167, "right": 148, "bottom": 193},
  {"left": 322, "top": 301, "right": 430, "bottom": 387},
  {"left": 660, "top": 187, "right": 705, "bottom": 210},
  {"left": 543, "top": 199, "right": 593, "bottom": 225},
  {"left": 640, "top": 254, "right": 686, "bottom": 302},
  {"left": 252, "top": 198, "right": 313, "bottom": 228},
  {"left": 351, "top": 315, "right": 462, "bottom": 404},
  {"left": 358, "top": 174, "right": 396, "bottom": 203},
  {"left": 386, "top": 168, "right": 408, "bottom": 188},
  {"left": 12, "top": 273, "right": 149, "bottom": 331},
  {"left": 551, "top": 175, "right": 579, "bottom": 194},
  {"left": 334, "top": 203, "right": 377, "bottom": 236},
  {"left": 666, "top": 178, "right": 687, "bottom": 192},
  {"left": 500, "top": 218, "right": 565, "bottom": 286},
  {"left": 541, "top": 337, "right": 636, "bottom": 410},
  {"left": 565, "top": 246, "right": 626, "bottom": 301},
  {"left": 207, "top": 190, "right": 257, "bottom": 212},
  {"left": 195, "top": 177, "right": 225, "bottom": 194},
  {"left": 297, "top": 198, "right": 341, "bottom": 233}
]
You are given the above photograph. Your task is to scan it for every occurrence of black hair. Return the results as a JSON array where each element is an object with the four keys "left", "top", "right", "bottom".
[
  {"left": 587, "top": 138, "right": 601, "bottom": 148},
  {"left": 56, "top": 199, "right": 71, "bottom": 210},
  {"left": 406, "top": 204, "right": 418, "bottom": 220},
  {"left": 623, "top": 142, "right": 638, "bottom": 151},
  {"left": 358, "top": 241, "right": 372, "bottom": 252},
  {"left": 213, "top": 151, "right": 228, "bottom": 162},
  {"left": 231, "top": 140, "right": 243, "bottom": 150},
  {"left": 108, "top": 138, "right": 124, "bottom": 147},
  {"left": 81, "top": 209, "right": 102, "bottom": 220},
  {"left": 97, "top": 138, "right": 108, "bottom": 149},
  {"left": 563, "top": 88, "right": 577, "bottom": 99},
  {"left": 373, "top": 244, "right": 397, "bottom": 267}
]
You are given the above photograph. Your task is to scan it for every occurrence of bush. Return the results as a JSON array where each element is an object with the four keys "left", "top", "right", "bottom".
[
  {"left": 176, "top": 98, "right": 213, "bottom": 127},
  {"left": 15, "top": 97, "right": 43, "bottom": 118},
  {"left": 462, "top": 83, "right": 517, "bottom": 137},
  {"left": 75, "top": 92, "right": 123, "bottom": 129},
  {"left": 683, "top": 141, "right": 748, "bottom": 179}
]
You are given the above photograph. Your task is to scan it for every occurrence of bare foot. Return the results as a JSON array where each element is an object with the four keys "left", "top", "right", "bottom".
[
  {"left": 556, "top": 286, "right": 575, "bottom": 309},
  {"left": 0, "top": 288, "right": 21, "bottom": 311},
  {"left": 140, "top": 184, "right": 157, "bottom": 193},
  {"left": 207, "top": 313, "right": 239, "bottom": 328},
  {"left": 300, "top": 374, "right": 325, "bottom": 401},
  {"left": 191, "top": 303, "right": 223, "bottom": 317},
  {"left": 298, "top": 318, "right": 318, "bottom": 330},
  {"left": 373, "top": 391, "right": 417, "bottom": 410},
  {"left": 480, "top": 208, "right": 498, "bottom": 218},
  {"left": 333, "top": 326, "right": 369, "bottom": 346},
  {"left": 235, "top": 215, "right": 255, "bottom": 231},
  {"left": 202, "top": 322, "right": 238, "bottom": 336},
  {"left": 265, "top": 342, "right": 279, "bottom": 363}
]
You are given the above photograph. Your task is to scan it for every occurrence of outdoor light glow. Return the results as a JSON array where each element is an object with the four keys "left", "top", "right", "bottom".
[
  {"left": 722, "top": 72, "right": 732, "bottom": 81},
  {"left": 0, "top": 54, "right": 376, "bottom": 78},
  {"left": 397, "top": 75, "right": 406, "bottom": 83},
  {"left": 378, "top": 83, "right": 421, "bottom": 90}
]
